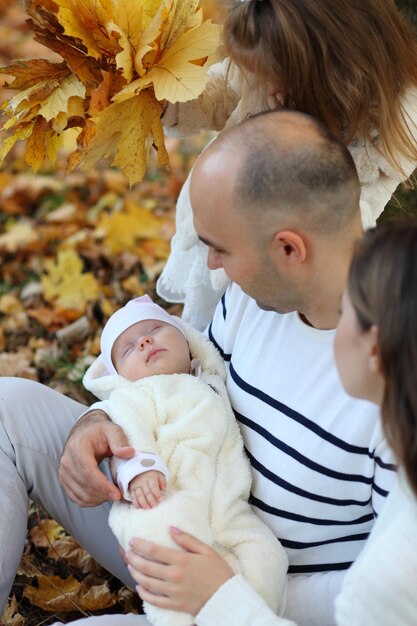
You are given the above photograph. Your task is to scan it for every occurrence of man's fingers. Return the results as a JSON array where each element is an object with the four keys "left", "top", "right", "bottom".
[
  {"left": 107, "top": 425, "right": 135, "bottom": 458},
  {"left": 59, "top": 462, "right": 120, "bottom": 506}
]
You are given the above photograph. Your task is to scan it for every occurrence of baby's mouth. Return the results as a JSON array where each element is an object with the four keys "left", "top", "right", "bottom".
[{"left": 147, "top": 348, "right": 165, "bottom": 363}]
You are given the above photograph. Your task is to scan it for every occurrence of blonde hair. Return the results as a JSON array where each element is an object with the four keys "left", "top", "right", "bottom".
[{"left": 224, "top": 0, "right": 417, "bottom": 173}]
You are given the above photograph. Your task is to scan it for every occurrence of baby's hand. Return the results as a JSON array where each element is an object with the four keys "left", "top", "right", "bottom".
[{"left": 129, "top": 470, "right": 167, "bottom": 509}]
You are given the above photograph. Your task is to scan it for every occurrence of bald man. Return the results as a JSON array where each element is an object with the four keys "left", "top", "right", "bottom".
[{"left": 0, "top": 112, "right": 395, "bottom": 626}]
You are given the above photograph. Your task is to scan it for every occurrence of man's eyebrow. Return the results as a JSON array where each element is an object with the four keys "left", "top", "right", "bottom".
[
  {"left": 198, "top": 235, "right": 213, "bottom": 247},
  {"left": 198, "top": 235, "right": 222, "bottom": 249}
]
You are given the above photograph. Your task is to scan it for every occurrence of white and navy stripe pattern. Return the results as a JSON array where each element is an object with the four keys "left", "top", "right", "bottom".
[{"left": 208, "top": 284, "right": 396, "bottom": 575}]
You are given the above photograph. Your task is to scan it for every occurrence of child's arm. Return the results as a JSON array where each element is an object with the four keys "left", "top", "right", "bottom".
[
  {"left": 129, "top": 470, "right": 167, "bottom": 509},
  {"left": 114, "top": 451, "right": 169, "bottom": 503},
  {"left": 106, "top": 386, "right": 170, "bottom": 502}
]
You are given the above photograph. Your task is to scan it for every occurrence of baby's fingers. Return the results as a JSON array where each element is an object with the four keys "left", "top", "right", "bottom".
[{"left": 145, "top": 479, "right": 162, "bottom": 508}]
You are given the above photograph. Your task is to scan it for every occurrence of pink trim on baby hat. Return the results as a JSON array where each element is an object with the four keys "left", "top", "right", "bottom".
[{"left": 100, "top": 295, "right": 186, "bottom": 375}]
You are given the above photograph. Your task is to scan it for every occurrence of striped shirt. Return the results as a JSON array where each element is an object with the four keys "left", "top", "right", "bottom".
[{"left": 209, "top": 283, "right": 396, "bottom": 575}]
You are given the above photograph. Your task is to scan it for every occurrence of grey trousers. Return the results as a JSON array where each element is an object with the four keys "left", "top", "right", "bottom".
[{"left": 0, "top": 377, "right": 137, "bottom": 617}]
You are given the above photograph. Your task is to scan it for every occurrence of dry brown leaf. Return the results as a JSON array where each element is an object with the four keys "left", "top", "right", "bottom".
[
  {"left": 0, "top": 220, "right": 38, "bottom": 252},
  {"left": 0, "top": 294, "right": 24, "bottom": 315},
  {"left": 0, "top": 59, "right": 70, "bottom": 90},
  {"left": 0, "top": 595, "right": 26, "bottom": 626},
  {"left": 16, "top": 553, "right": 39, "bottom": 578},
  {"left": 48, "top": 535, "right": 104, "bottom": 575},
  {"left": 0, "top": 352, "right": 37, "bottom": 380},
  {"left": 29, "top": 518, "right": 66, "bottom": 548},
  {"left": 23, "top": 575, "right": 116, "bottom": 612}
]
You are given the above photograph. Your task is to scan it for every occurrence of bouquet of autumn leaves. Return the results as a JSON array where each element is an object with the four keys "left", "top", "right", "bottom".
[{"left": 0, "top": 0, "right": 221, "bottom": 184}]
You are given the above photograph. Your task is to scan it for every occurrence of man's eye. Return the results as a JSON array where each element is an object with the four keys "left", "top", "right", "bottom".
[{"left": 214, "top": 248, "right": 225, "bottom": 255}]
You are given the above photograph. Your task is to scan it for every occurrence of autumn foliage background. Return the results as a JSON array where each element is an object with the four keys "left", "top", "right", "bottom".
[
  {"left": 0, "top": 1, "right": 222, "bottom": 623},
  {"left": 1, "top": 0, "right": 417, "bottom": 624}
]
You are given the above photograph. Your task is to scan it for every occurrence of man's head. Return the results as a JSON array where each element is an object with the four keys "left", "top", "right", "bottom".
[{"left": 190, "top": 110, "right": 362, "bottom": 320}]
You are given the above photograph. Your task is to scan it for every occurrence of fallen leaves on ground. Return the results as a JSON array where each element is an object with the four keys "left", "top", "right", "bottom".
[{"left": 0, "top": 6, "right": 216, "bottom": 625}]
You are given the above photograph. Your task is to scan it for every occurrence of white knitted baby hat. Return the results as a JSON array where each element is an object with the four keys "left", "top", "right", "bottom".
[{"left": 100, "top": 295, "right": 186, "bottom": 375}]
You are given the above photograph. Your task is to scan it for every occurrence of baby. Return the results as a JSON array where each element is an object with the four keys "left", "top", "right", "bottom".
[{"left": 83, "top": 296, "right": 288, "bottom": 626}]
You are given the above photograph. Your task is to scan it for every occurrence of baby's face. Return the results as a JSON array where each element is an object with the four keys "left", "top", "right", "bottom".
[{"left": 111, "top": 319, "right": 191, "bottom": 382}]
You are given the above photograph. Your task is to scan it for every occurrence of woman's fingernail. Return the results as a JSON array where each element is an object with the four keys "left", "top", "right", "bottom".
[{"left": 170, "top": 525, "right": 181, "bottom": 535}]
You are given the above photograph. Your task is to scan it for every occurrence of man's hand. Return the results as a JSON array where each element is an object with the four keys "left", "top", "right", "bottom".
[
  {"left": 59, "top": 409, "right": 135, "bottom": 507},
  {"left": 129, "top": 470, "right": 167, "bottom": 509},
  {"left": 126, "top": 527, "right": 234, "bottom": 615}
]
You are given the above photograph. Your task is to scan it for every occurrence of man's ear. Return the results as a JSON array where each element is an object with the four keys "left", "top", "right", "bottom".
[
  {"left": 268, "top": 230, "right": 307, "bottom": 267},
  {"left": 368, "top": 325, "right": 380, "bottom": 373}
]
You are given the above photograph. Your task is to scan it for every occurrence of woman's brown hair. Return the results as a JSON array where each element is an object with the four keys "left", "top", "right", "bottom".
[
  {"left": 347, "top": 219, "right": 417, "bottom": 496},
  {"left": 223, "top": 0, "right": 417, "bottom": 173}
]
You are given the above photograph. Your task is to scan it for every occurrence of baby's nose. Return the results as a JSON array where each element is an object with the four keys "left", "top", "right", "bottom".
[{"left": 138, "top": 335, "right": 153, "bottom": 349}]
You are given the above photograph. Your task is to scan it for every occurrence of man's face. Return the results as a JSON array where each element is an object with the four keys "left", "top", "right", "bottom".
[{"left": 190, "top": 151, "right": 301, "bottom": 313}]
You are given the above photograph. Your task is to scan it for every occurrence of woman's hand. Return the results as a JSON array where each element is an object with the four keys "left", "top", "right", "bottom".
[{"left": 126, "top": 527, "right": 234, "bottom": 615}]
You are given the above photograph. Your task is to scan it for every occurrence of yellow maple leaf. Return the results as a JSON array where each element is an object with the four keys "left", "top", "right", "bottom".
[
  {"left": 46, "top": 129, "right": 66, "bottom": 165},
  {"left": 108, "top": 21, "right": 135, "bottom": 82},
  {"left": 42, "top": 248, "right": 100, "bottom": 311},
  {"left": 1, "top": 75, "right": 85, "bottom": 167},
  {"left": 54, "top": 0, "right": 117, "bottom": 59},
  {"left": 25, "top": 118, "right": 47, "bottom": 172},
  {"left": 23, "top": 575, "right": 116, "bottom": 612},
  {"left": 0, "top": 123, "right": 34, "bottom": 162},
  {"left": 1, "top": 79, "right": 58, "bottom": 119},
  {"left": 133, "top": 0, "right": 173, "bottom": 77},
  {"left": 0, "top": 0, "right": 221, "bottom": 183},
  {"left": 0, "top": 220, "right": 38, "bottom": 252},
  {"left": 148, "top": 19, "right": 222, "bottom": 102},
  {"left": 107, "top": 0, "right": 148, "bottom": 80},
  {"left": 161, "top": 0, "right": 201, "bottom": 49},
  {"left": 116, "top": 0, "right": 146, "bottom": 50},
  {"left": 95, "top": 200, "right": 165, "bottom": 254},
  {"left": 76, "top": 90, "right": 169, "bottom": 185},
  {"left": 117, "top": 12, "right": 221, "bottom": 103},
  {"left": 37, "top": 74, "right": 86, "bottom": 122}
]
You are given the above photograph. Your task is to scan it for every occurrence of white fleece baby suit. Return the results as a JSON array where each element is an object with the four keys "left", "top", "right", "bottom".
[{"left": 83, "top": 319, "right": 288, "bottom": 626}]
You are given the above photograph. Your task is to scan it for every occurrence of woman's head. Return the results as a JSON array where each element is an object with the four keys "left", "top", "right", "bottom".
[
  {"left": 335, "top": 219, "right": 417, "bottom": 495},
  {"left": 224, "top": 0, "right": 417, "bottom": 167}
]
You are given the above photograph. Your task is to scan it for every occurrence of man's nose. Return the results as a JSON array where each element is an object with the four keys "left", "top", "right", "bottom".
[
  {"left": 138, "top": 335, "right": 153, "bottom": 349},
  {"left": 207, "top": 247, "right": 223, "bottom": 270}
]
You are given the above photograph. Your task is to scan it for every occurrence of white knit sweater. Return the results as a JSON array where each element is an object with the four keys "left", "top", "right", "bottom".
[
  {"left": 83, "top": 320, "right": 288, "bottom": 626},
  {"left": 157, "top": 59, "right": 417, "bottom": 329},
  {"left": 194, "top": 473, "right": 417, "bottom": 626}
]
